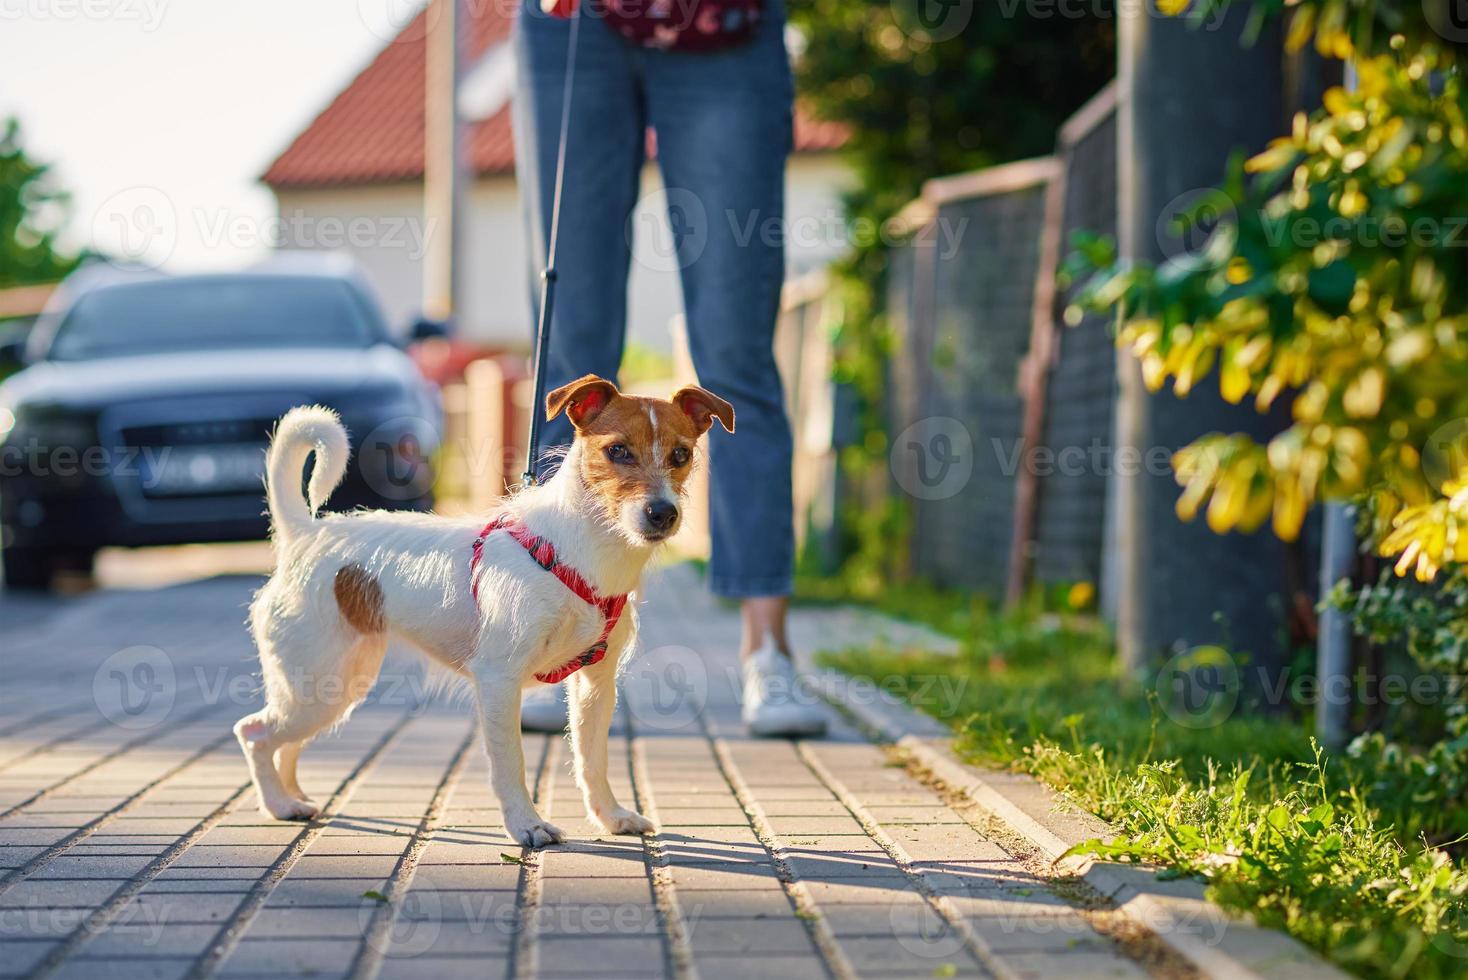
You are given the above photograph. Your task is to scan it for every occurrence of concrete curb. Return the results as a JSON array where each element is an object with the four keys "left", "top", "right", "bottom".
[{"left": 814, "top": 669, "right": 1352, "bottom": 980}]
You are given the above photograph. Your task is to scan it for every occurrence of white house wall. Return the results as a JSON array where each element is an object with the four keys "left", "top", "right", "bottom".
[{"left": 270, "top": 152, "right": 854, "bottom": 354}]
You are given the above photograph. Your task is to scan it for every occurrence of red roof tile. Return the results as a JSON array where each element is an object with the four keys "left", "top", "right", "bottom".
[{"left": 262, "top": 6, "right": 848, "bottom": 189}]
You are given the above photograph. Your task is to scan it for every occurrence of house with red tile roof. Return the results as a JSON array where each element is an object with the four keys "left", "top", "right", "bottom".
[{"left": 260, "top": 4, "right": 851, "bottom": 349}]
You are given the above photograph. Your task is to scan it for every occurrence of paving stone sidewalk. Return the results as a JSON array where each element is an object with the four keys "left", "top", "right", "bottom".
[{"left": 0, "top": 564, "right": 1164, "bottom": 980}]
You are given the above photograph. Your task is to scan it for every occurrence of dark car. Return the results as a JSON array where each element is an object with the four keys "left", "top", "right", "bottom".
[{"left": 0, "top": 257, "right": 443, "bottom": 590}]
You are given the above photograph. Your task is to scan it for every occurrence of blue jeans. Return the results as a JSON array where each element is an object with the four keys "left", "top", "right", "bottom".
[{"left": 513, "top": 0, "right": 795, "bottom": 598}]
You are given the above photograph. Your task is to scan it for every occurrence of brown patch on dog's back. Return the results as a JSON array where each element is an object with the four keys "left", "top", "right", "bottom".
[{"left": 334, "top": 564, "right": 386, "bottom": 634}]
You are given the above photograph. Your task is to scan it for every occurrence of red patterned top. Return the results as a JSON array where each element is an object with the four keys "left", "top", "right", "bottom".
[{"left": 542, "top": 0, "right": 764, "bottom": 52}]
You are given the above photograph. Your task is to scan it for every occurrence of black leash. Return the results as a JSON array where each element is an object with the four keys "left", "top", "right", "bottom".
[{"left": 522, "top": 3, "right": 584, "bottom": 487}]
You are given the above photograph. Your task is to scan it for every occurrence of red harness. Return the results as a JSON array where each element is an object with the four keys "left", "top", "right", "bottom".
[{"left": 470, "top": 515, "right": 629, "bottom": 684}]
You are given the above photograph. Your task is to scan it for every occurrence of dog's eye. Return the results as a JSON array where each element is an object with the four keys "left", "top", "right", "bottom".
[
  {"left": 669, "top": 447, "right": 691, "bottom": 467},
  {"left": 606, "top": 443, "right": 633, "bottom": 464}
]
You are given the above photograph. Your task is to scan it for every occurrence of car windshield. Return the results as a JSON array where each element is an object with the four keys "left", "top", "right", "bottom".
[{"left": 47, "top": 277, "right": 379, "bottom": 361}]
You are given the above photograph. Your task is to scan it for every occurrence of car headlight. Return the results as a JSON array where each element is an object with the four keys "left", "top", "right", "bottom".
[
  {"left": 0, "top": 409, "right": 101, "bottom": 489},
  {"left": 3, "top": 409, "right": 96, "bottom": 451}
]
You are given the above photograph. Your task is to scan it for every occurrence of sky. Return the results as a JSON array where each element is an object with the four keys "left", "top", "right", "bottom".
[{"left": 0, "top": 0, "right": 430, "bottom": 270}]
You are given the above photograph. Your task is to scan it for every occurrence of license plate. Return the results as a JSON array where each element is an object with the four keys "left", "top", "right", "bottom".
[{"left": 141, "top": 445, "right": 267, "bottom": 496}]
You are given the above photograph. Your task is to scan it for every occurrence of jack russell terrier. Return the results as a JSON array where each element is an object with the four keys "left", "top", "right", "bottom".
[{"left": 234, "top": 374, "right": 733, "bottom": 847}]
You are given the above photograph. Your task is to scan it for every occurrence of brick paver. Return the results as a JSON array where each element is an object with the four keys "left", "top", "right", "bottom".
[{"left": 0, "top": 565, "right": 1156, "bottom": 979}]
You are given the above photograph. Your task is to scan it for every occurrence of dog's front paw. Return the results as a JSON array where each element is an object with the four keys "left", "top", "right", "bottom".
[
  {"left": 595, "top": 807, "right": 655, "bottom": 836},
  {"left": 506, "top": 815, "right": 564, "bottom": 848}
]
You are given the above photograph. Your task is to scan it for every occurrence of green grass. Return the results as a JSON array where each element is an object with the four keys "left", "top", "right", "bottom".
[
  {"left": 818, "top": 596, "right": 1468, "bottom": 979},
  {"left": 618, "top": 343, "right": 676, "bottom": 387},
  {"left": 826, "top": 616, "right": 1312, "bottom": 780}
]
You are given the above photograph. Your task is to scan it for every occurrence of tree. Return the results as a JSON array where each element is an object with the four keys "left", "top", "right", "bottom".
[
  {"left": 0, "top": 117, "right": 80, "bottom": 289},
  {"left": 792, "top": 0, "right": 1114, "bottom": 255}
]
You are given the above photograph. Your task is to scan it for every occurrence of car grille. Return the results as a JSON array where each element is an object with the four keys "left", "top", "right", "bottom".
[
  {"left": 117, "top": 419, "right": 274, "bottom": 499},
  {"left": 99, "top": 395, "right": 314, "bottom": 525},
  {"left": 120, "top": 418, "right": 275, "bottom": 448}
]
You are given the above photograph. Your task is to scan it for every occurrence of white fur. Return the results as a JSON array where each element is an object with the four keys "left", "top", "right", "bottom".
[
  {"left": 265, "top": 405, "right": 350, "bottom": 544},
  {"left": 235, "top": 406, "right": 658, "bottom": 845}
]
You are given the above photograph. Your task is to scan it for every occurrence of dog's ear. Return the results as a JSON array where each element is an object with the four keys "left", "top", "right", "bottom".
[
  {"left": 671, "top": 385, "right": 735, "bottom": 435},
  {"left": 546, "top": 375, "right": 620, "bottom": 428}
]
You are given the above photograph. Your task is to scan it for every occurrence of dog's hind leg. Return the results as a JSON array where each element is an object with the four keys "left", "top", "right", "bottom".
[
  {"left": 236, "top": 629, "right": 386, "bottom": 821},
  {"left": 235, "top": 706, "right": 322, "bottom": 821},
  {"left": 265, "top": 631, "right": 387, "bottom": 807},
  {"left": 275, "top": 742, "right": 309, "bottom": 802}
]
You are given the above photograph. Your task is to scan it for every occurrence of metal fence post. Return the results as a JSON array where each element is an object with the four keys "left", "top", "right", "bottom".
[
  {"left": 1316, "top": 504, "right": 1355, "bottom": 748},
  {"left": 1315, "top": 60, "right": 1359, "bottom": 750}
]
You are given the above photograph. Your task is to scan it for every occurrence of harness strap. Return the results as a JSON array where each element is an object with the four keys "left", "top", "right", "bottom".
[{"left": 471, "top": 515, "right": 628, "bottom": 684}]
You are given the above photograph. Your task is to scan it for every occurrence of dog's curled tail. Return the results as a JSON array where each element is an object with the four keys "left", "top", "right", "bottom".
[{"left": 266, "top": 405, "right": 349, "bottom": 543}]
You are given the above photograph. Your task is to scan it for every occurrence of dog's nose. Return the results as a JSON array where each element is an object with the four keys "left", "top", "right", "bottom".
[{"left": 644, "top": 499, "right": 678, "bottom": 532}]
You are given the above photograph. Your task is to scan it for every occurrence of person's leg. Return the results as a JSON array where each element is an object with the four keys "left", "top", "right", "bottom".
[
  {"left": 642, "top": 2, "right": 821, "bottom": 736},
  {"left": 513, "top": 1, "right": 645, "bottom": 731},
  {"left": 642, "top": 0, "right": 794, "bottom": 604},
  {"left": 741, "top": 596, "right": 788, "bottom": 658},
  {"left": 513, "top": 0, "right": 646, "bottom": 466}
]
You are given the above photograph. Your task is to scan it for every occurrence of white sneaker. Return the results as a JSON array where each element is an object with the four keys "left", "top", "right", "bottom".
[
  {"left": 741, "top": 646, "right": 828, "bottom": 738},
  {"left": 520, "top": 684, "right": 569, "bottom": 733}
]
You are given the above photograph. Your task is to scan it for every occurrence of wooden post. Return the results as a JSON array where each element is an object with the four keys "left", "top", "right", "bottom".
[
  {"left": 423, "top": 0, "right": 465, "bottom": 326},
  {"left": 1005, "top": 164, "right": 1067, "bottom": 606}
]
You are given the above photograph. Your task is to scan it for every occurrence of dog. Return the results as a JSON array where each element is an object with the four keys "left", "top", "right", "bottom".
[{"left": 234, "top": 374, "right": 734, "bottom": 847}]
